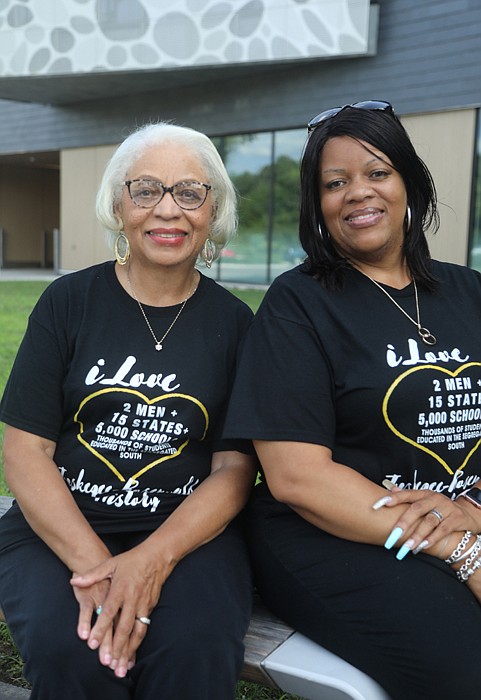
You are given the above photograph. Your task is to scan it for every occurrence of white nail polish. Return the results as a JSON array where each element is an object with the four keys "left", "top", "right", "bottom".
[
  {"left": 372, "top": 495, "right": 392, "bottom": 510},
  {"left": 413, "top": 539, "right": 429, "bottom": 555}
]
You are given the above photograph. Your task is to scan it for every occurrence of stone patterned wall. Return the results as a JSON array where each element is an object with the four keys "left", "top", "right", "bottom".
[{"left": 0, "top": 0, "right": 371, "bottom": 76}]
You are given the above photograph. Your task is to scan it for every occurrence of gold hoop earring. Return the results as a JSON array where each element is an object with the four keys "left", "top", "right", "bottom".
[
  {"left": 405, "top": 206, "right": 412, "bottom": 233},
  {"left": 201, "top": 238, "right": 216, "bottom": 269},
  {"left": 115, "top": 232, "right": 130, "bottom": 265}
]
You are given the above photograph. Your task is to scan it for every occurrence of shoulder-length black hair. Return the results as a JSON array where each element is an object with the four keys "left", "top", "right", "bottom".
[{"left": 299, "top": 107, "right": 439, "bottom": 290}]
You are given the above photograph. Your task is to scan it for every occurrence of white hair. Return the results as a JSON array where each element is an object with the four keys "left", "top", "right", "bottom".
[{"left": 96, "top": 122, "right": 238, "bottom": 260}]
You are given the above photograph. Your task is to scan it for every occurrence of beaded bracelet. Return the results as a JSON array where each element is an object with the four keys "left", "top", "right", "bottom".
[
  {"left": 457, "top": 536, "right": 481, "bottom": 582},
  {"left": 445, "top": 531, "right": 473, "bottom": 564},
  {"left": 457, "top": 553, "right": 481, "bottom": 582},
  {"left": 454, "top": 537, "right": 481, "bottom": 564}
]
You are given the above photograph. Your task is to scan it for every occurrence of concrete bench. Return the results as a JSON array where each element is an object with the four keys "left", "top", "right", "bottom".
[{"left": 0, "top": 495, "right": 390, "bottom": 700}]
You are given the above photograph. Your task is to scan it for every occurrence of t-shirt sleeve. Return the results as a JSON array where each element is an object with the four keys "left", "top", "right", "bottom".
[
  {"left": 0, "top": 287, "right": 69, "bottom": 441},
  {"left": 208, "top": 301, "right": 255, "bottom": 455},
  {"left": 223, "top": 298, "right": 336, "bottom": 447}
]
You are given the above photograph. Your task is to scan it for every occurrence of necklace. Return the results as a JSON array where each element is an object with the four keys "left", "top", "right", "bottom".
[
  {"left": 126, "top": 269, "right": 197, "bottom": 351},
  {"left": 363, "top": 273, "right": 436, "bottom": 346}
]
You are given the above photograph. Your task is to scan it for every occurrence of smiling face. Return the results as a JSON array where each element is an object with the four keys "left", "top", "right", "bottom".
[
  {"left": 118, "top": 141, "right": 213, "bottom": 272},
  {"left": 319, "top": 135, "right": 408, "bottom": 270}
]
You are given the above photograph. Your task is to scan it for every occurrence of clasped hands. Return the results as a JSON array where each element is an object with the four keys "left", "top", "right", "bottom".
[
  {"left": 70, "top": 548, "right": 162, "bottom": 678},
  {"left": 372, "top": 482, "right": 479, "bottom": 562}
]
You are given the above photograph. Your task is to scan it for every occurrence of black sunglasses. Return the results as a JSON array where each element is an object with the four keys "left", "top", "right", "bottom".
[{"left": 307, "top": 100, "right": 394, "bottom": 132}]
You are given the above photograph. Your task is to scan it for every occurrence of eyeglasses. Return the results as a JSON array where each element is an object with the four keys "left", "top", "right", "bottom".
[
  {"left": 125, "top": 179, "right": 212, "bottom": 210},
  {"left": 307, "top": 100, "right": 394, "bottom": 132}
]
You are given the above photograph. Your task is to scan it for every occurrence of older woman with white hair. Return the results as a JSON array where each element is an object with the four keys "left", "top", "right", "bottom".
[{"left": 0, "top": 122, "right": 256, "bottom": 700}]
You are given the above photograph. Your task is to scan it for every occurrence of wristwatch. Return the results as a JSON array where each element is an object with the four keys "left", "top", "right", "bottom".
[{"left": 456, "top": 488, "right": 481, "bottom": 509}]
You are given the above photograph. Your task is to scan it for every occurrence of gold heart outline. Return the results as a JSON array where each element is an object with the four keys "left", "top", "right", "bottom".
[
  {"left": 74, "top": 388, "right": 209, "bottom": 483},
  {"left": 382, "top": 362, "right": 481, "bottom": 476}
]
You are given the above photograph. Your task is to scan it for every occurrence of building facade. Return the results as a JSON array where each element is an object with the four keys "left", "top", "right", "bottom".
[{"left": 0, "top": 0, "right": 479, "bottom": 285}]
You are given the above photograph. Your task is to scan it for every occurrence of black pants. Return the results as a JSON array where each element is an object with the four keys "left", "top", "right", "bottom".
[
  {"left": 0, "top": 521, "right": 252, "bottom": 700},
  {"left": 246, "top": 483, "right": 481, "bottom": 700}
]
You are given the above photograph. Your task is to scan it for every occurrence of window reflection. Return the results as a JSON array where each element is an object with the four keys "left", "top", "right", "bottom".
[
  {"left": 270, "top": 129, "right": 306, "bottom": 282},
  {"left": 208, "top": 128, "right": 306, "bottom": 285}
]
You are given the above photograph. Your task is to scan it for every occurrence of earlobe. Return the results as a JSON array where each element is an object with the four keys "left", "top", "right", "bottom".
[{"left": 113, "top": 205, "right": 124, "bottom": 231}]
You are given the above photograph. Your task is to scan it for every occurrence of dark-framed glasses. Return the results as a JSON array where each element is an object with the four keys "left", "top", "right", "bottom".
[
  {"left": 125, "top": 179, "right": 212, "bottom": 210},
  {"left": 307, "top": 100, "right": 394, "bottom": 132}
]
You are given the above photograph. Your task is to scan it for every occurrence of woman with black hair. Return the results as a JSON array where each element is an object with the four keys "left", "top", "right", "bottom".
[{"left": 224, "top": 101, "right": 481, "bottom": 699}]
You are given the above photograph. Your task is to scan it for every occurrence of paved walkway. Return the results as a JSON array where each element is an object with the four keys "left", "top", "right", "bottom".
[
  {"left": 0, "top": 681, "right": 30, "bottom": 698},
  {"left": 0, "top": 268, "right": 60, "bottom": 282}
]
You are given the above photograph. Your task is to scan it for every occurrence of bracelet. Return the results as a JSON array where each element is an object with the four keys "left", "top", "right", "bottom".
[
  {"left": 457, "top": 553, "right": 481, "bottom": 582},
  {"left": 445, "top": 531, "right": 473, "bottom": 564},
  {"left": 457, "top": 536, "right": 481, "bottom": 581},
  {"left": 457, "top": 537, "right": 481, "bottom": 576},
  {"left": 454, "top": 537, "right": 480, "bottom": 564}
]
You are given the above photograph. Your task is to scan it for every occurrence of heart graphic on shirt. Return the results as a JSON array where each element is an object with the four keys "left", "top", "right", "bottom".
[
  {"left": 383, "top": 362, "right": 481, "bottom": 475},
  {"left": 74, "top": 388, "right": 209, "bottom": 482}
]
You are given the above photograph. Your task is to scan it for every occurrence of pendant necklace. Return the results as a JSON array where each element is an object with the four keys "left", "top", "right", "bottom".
[
  {"left": 127, "top": 269, "right": 198, "bottom": 351},
  {"left": 362, "top": 273, "right": 436, "bottom": 346}
]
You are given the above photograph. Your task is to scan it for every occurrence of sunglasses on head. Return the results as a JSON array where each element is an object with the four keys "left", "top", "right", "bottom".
[{"left": 307, "top": 100, "right": 394, "bottom": 132}]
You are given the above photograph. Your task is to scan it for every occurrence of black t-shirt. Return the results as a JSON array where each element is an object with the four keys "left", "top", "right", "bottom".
[
  {"left": 224, "top": 261, "right": 481, "bottom": 498},
  {"left": 0, "top": 262, "right": 252, "bottom": 533}
]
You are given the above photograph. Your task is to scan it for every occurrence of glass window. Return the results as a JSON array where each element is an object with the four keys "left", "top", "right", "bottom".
[
  {"left": 208, "top": 128, "right": 306, "bottom": 285},
  {"left": 270, "top": 129, "right": 306, "bottom": 282},
  {"left": 226, "top": 132, "right": 273, "bottom": 284}
]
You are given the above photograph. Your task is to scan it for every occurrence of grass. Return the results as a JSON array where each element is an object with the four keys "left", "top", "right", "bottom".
[
  {"left": 0, "top": 281, "right": 51, "bottom": 494},
  {"left": 0, "top": 624, "right": 30, "bottom": 690},
  {"left": 228, "top": 287, "right": 265, "bottom": 313},
  {"left": 0, "top": 280, "right": 303, "bottom": 699}
]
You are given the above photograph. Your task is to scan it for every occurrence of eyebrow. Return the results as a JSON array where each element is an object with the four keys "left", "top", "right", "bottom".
[
  {"left": 130, "top": 176, "right": 202, "bottom": 184},
  {"left": 321, "top": 157, "right": 385, "bottom": 175}
]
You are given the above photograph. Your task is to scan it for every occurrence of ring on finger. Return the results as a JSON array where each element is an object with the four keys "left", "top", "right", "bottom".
[
  {"left": 429, "top": 508, "right": 443, "bottom": 524},
  {"left": 135, "top": 616, "right": 151, "bottom": 626}
]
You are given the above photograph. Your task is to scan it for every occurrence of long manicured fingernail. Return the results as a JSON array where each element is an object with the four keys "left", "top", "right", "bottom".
[
  {"left": 372, "top": 495, "right": 392, "bottom": 510},
  {"left": 413, "top": 539, "right": 429, "bottom": 555},
  {"left": 382, "top": 479, "right": 397, "bottom": 491},
  {"left": 396, "top": 539, "right": 414, "bottom": 561},
  {"left": 384, "top": 526, "right": 403, "bottom": 550}
]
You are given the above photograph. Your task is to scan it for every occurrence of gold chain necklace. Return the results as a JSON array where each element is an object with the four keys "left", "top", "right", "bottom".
[
  {"left": 126, "top": 269, "right": 197, "bottom": 351},
  {"left": 362, "top": 273, "right": 436, "bottom": 346}
]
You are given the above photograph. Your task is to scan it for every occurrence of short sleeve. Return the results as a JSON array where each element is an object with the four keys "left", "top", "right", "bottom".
[
  {"left": 224, "top": 291, "right": 336, "bottom": 447},
  {"left": 0, "top": 288, "right": 69, "bottom": 441}
]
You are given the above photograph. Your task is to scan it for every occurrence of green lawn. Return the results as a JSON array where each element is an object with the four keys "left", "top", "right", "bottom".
[
  {"left": 0, "top": 280, "right": 303, "bottom": 699},
  {"left": 0, "top": 281, "right": 51, "bottom": 493}
]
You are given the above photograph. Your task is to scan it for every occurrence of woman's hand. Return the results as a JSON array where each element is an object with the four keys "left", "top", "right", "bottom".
[
  {"left": 373, "top": 485, "right": 479, "bottom": 560},
  {"left": 71, "top": 545, "right": 167, "bottom": 678},
  {"left": 71, "top": 572, "right": 112, "bottom": 643}
]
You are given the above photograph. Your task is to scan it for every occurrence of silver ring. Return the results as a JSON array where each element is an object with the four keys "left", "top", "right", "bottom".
[
  {"left": 96, "top": 605, "right": 103, "bottom": 615},
  {"left": 135, "top": 616, "right": 151, "bottom": 626},
  {"left": 429, "top": 508, "right": 443, "bottom": 523}
]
